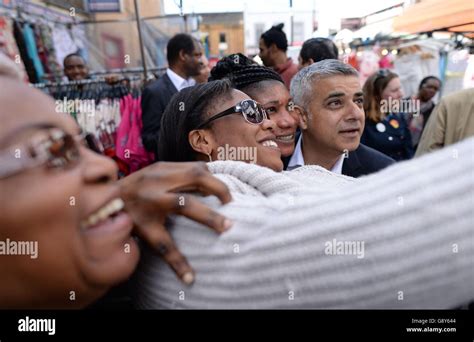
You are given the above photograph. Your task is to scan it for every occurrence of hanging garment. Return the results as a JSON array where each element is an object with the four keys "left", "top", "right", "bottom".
[
  {"left": 39, "top": 24, "right": 62, "bottom": 80},
  {"left": 22, "top": 23, "right": 45, "bottom": 81},
  {"left": 116, "top": 93, "right": 154, "bottom": 173},
  {"left": 0, "top": 16, "right": 27, "bottom": 80},
  {"left": 13, "top": 20, "right": 38, "bottom": 83}
]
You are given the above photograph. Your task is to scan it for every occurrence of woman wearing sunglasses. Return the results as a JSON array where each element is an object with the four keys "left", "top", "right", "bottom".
[
  {"left": 209, "top": 53, "right": 299, "bottom": 163},
  {"left": 0, "top": 74, "right": 234, "bottom": 308},
  {"left": 361, "top": 69, "right": 414, "bottom": 161},
  {"left": 158, "top": 79, "right": 284, "bottom": 171},
  {"left": 138, "top": 78, "right": 474, "bottom": 309}
]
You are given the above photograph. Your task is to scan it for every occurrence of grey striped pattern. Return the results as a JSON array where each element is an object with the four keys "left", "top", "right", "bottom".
[{"left": 133, "top": 138, "right": 474, "bottom": 309}]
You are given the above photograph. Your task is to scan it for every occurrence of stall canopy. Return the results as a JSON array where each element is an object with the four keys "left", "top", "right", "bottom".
[{"left": 393, "top": 0, "right": 474, "bottom": 35}]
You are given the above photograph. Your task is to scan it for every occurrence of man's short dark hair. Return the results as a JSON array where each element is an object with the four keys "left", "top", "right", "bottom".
[
  {"left": 167, "top": 33, "right": 198, "bottom": 66},
  {"left": 299, "top": 38, "right": 339, "bottom": 64},
  {"left": 260, "top": 23, "right": 288, "bottom": 52},
  {"left": 63, "top": 53, "right": 85, "bottom": 67}
]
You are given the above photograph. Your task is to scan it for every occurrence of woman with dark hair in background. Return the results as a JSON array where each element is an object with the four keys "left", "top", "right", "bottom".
[
  {"left": 361, "top": 69, "right": 414, "bottom": 161},
  {"left": 404, "top": 76, "right": 442, "bottom": 149}
]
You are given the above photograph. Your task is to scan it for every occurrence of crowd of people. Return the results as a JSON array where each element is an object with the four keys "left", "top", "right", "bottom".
[{"left": 0, "top": 23, "right": 473, "bottom": 310}]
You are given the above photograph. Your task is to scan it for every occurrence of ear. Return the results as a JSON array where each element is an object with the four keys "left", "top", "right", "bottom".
[
  {"left": 269, "top": 43, "right": 279, "bottom": 54},
  {"left": 188, "top": 129, "right": 214, "bottom": 157},
  {"left": 178, "top": 49, "right": 187, "bottom": 62},
  {"left": 308, "top": 58, "right": 315, "bottom": 65},
  {"left": 295, "top": 106, "right": 309, "bottom": 130}
]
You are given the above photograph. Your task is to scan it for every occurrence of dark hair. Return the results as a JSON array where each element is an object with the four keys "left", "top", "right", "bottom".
[
  {"left": 418, "top": 76, "right": 441, "bottom": 90},
  {"left": 363, "top": 69, "right": 399, "bottom": 122},
  {"left": 299, "top": 38, "right": 338, "bottom": 64},
  {"left": 167, "top": 33, "right": 198, "bottom": 66},
  {"left": 63, "top": 53, "right": 85, "bottom": 67},
  {"left": 260, "top": 23, "right": 288, "bottom": 52},
  {"left": 158, "top": 80, "right": 233, "bottom": 162},
  {"left": 209, "top": 53, "right": 284, "bottom": 95}
]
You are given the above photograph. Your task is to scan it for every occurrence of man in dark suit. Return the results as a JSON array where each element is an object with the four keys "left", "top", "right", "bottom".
[
  {"left": 141, "top": 34, "right": 203, "bottom": 158},
  {"left": 286, "top": 59, "right": 394, "bottom": 177}
]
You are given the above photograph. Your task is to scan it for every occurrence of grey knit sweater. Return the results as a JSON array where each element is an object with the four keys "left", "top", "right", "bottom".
[{"left": 133, "top": 137, "right": 474, "bottom": 309}]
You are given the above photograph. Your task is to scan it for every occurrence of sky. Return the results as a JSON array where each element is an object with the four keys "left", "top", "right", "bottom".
[{"left": 163, "top": 0, "right": 404, "bottom": 18}]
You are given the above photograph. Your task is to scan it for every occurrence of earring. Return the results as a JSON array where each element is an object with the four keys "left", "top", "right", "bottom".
[{"left": 207, "top": 153, "right": 212, "bottom": 162}]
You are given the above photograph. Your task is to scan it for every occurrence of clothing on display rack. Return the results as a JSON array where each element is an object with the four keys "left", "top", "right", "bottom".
[
  {"left": 34, "top": 77, "right": 154, "bottom": 176},
  {"left": 0, "top": 11, "right": 87, "bottom": 83}
]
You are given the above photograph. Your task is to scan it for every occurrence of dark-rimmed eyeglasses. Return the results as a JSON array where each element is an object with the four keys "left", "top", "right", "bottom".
[
  {"left": 195, "top": 99, "right": 268, "bottom": 129},
  {"left": 0, "top": 127, "right": 101, "bottom": 179}
]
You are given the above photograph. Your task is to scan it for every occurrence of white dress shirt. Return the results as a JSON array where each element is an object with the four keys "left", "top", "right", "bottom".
[
  {"left": 166, "top": 68, "right": 196, "bottom": 91},
  {"left": 287, "top": 134, "right": 345, "bottom": 174}
]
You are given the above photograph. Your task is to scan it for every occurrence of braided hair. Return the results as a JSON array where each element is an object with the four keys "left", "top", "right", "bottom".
[{"left": 209, "top": 53, "right": 284, "bottom": 95}]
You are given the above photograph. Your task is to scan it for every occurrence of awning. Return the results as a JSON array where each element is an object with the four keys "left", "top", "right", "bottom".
[{"left": 393, "top": 0, "right": 474, "bottom": 34}]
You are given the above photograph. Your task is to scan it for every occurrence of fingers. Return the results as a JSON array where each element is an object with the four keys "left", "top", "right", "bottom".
[
  {"left": 148, "top": 192, "right": 233, "bottom": 234},
  {"left": 173, "top": 194, "right": 233, "bottom": 233},
  {"left": 123, "top": 162, "right": 232, "bottom": 204},
  {"left": 135, "top": 221, "right": 195, "bottom": 285}
]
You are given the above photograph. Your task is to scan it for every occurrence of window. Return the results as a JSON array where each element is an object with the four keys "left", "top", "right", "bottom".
[
  {"left": 255, "top": 23, "right": 265, "bottom": 45},
  {"left": 293, "top": 22, "right": 305, "bottom": 43}
]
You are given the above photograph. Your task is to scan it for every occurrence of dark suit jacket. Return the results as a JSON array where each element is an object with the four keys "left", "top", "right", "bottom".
[
  {"left": 282, "top": 132, "right": 395, "bottom": 178},
  {"left": 141, "top": 73, "right": 177, "bottom": 158},
  {"left": 342, "top": 143, "right": 395, "bottom": 178}
]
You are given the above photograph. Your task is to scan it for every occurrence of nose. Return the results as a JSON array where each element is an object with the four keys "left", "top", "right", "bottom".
[
  {"left": 81, "top": 147, "right": 118, "bottom": 184},
  {"left": 274, "top": 111, "right": 297, "bottom": 130},
  {"left": 260, "top": 117, "right": 277, "bottom": 131},
  {"left": 346, "top": 102, "right": 365, "bottom": 122}
]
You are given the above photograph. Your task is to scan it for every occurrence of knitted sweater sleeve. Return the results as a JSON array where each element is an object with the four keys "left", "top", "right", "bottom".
[{"left": 133, "top": 138, "right": 474, "bottom": 309}]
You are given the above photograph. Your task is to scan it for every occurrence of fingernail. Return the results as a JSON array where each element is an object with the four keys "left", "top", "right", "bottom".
[
  {"left": 182, "top": 272, "right": 195, "bottom": 285},
  {"left": 223, "top": 219, "right": 233, "bottom": 231}
]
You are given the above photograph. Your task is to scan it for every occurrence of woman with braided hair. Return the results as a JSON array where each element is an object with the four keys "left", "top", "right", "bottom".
[{"left": 209, "top": 53, "right": 299, "bottom": 162}]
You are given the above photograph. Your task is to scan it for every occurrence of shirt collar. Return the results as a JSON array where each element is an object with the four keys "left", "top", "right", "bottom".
[
  {"left": 166, "top": 68, "right": 196, "bottom": 91},
  {"left": 287, "top": 133, "right": 304, "bottom": 170},
  {"left": 287, "top": 134, "right": 345, "bottom": 174}
]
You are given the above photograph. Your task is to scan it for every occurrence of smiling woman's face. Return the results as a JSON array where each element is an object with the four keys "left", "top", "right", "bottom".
[
  {"left": 0, "top": 78, "right": 139, "bottom": 308},
  {"left": 244, "top": 81, "right": 299, "bottom": 158},
  {"left": 199, "top": 89, "right": 283, "bottom": 172}
]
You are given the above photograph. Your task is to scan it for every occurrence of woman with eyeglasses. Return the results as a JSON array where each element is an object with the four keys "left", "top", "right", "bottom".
[
  {"left": 0, "top": 74, "right": 234, "bottom": 308},
  {"left": 158, "top": 79, "right": 284, "bottom": 171},
  {"left": 138, "top": 78, "right": 474, "bottom": 309},
  {"left": 361, "top": 69, "right": 414, "bottom": 161},
  {"left": 208, "top": 53, "right": 299, "bottom": 166}
]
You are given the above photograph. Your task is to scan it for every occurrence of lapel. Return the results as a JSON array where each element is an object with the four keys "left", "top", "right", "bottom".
[
  {"left": 162, "top": 73, "right": 178, "bottom": 94},
  {"left": 342, "top": 148, "right": 362, "bottom": 177}
]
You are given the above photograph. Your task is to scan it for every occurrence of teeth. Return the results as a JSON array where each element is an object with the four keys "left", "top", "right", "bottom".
[
  {"left": 81, "top": 198, "right": 124, "bottom": 229},
  {"left": 262, "top": 140, "right": 278, "bottom": 148},
  {"left": 276, "top": 134, "right": 294, "bottom": 142}
]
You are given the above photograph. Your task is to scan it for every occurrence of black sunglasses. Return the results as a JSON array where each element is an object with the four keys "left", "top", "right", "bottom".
[{"left": 195, "top": 99, "right": 268, "bottom": 129}]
